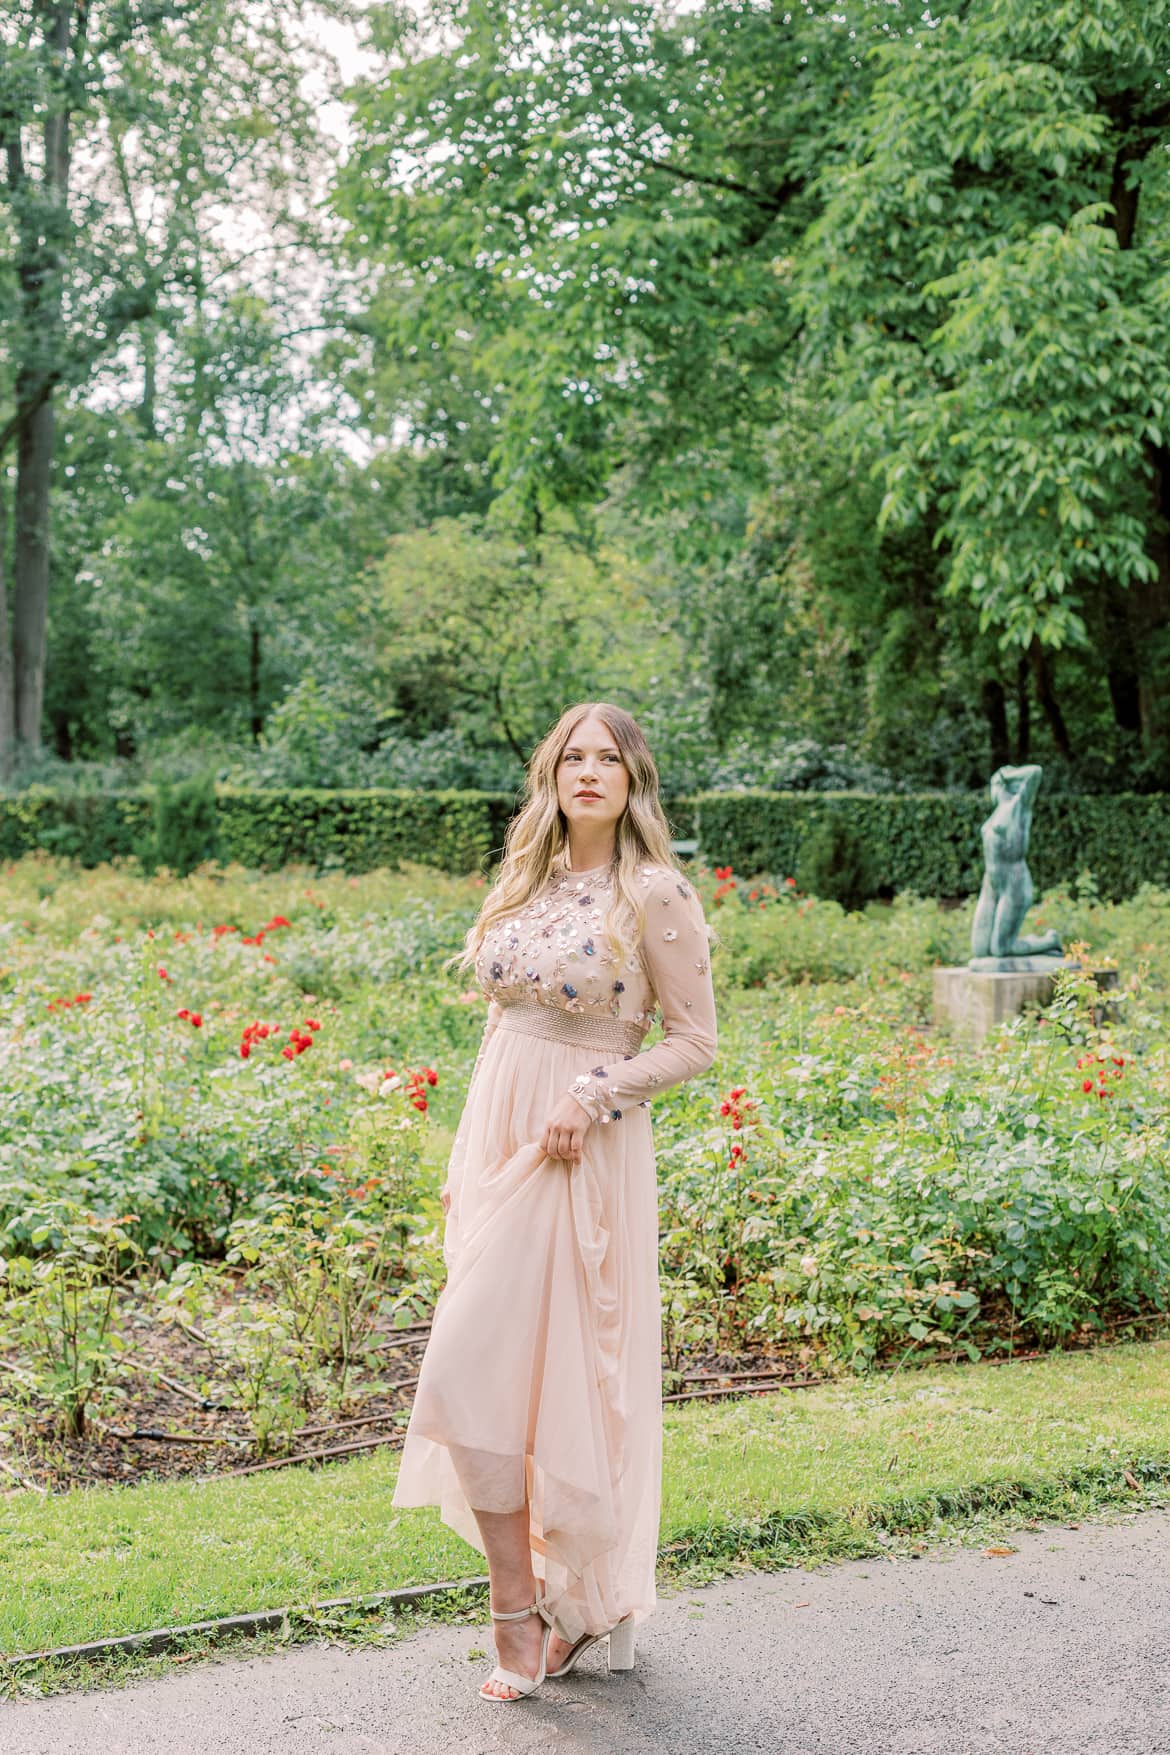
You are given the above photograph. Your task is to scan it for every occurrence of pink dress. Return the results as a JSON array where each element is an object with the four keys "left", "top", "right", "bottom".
[{"left": 391, "top": 856, "right": 718, "bottom": 1641}]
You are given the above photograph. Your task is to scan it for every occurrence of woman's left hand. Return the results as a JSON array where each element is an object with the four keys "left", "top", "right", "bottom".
[{"left": 540, "top": 1094, "right": 592, "bottom": 1168}]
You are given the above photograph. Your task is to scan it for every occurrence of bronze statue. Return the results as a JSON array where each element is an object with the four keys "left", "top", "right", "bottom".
[{"left": 969, "top": 764, "right": 1063, "bottom": 969}]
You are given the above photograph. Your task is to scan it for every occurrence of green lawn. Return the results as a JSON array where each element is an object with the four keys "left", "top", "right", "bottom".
[{"left": 4, "top": 1335, "right": 1169, "bottom": 1659}]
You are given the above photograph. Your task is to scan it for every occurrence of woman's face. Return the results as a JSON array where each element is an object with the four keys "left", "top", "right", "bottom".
[{"left": 556, "top": 714, "right": 630, "bottom": 842}]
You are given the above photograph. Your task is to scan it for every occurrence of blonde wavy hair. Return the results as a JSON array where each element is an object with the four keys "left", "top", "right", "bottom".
[{"left": 445, "top": 701, "right": 696, "bottom": 978}]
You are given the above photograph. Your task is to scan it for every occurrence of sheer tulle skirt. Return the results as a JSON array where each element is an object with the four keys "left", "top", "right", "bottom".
[{"left": 390, "top": 1025, "right": 662, "bottom": 1643}]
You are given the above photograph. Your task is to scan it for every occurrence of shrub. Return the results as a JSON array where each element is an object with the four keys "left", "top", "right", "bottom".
[
  {"left": 0, "top": 1200, "right": 144, "bottom": 1439},
  {"left": 139, "top": 773, "right": 222, "bottom": 876},
  {"left": 795, "top": 810, "right": 880, "bottom": 911},
  {"left": 156, "top": 1262, "right": 309, "bottom": 1457}
]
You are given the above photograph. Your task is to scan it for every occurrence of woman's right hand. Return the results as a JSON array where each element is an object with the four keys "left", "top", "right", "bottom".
[
  {"left": 540, "top": 1092, "right": 591, "bottom": 1169},
  {"left": 440, "top": 1183, "right": 451, "bottom": 1215}
]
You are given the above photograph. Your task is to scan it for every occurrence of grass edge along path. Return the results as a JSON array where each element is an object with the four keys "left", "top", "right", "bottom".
[{"left": 3, "top": 1335, "right": 1170, "bottom": 1691}]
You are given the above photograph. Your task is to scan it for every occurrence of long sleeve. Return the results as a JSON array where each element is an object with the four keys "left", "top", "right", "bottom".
[{"left": 565, "top": 867, "right": 717, "bottom": 1125}]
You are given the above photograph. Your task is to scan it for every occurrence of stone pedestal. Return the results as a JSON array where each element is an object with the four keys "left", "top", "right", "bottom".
[{"left": 933, "top": 964, "right": 1120, "bottom": 1045}]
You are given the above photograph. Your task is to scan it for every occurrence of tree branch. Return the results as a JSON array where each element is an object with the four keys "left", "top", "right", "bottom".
[
  {"left": 0, "top": 273, "right": 164, "bottom": 458},
  {"left": 1, "top": 81, "right": 26, "bottom": 189},
  {"left": 625, "top": 146, "right": 794, "bottom": 212}
]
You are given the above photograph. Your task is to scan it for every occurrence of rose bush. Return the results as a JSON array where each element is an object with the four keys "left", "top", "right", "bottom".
[{"left": 0, "top": 853, "right": 1167, "bottom": 1447}]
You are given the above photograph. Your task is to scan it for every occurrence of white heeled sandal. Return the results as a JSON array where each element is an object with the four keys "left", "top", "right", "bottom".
[
  {"left": 545, "top": 1611, "right": 637, "bottom": 1678},
  {"left": 479, "top": 1599, "right": 554, "bottom": 1703}
]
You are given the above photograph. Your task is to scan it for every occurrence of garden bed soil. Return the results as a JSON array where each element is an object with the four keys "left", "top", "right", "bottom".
[{"left": 3, "top": 1280, "right": 1164, "bottom": 1495}]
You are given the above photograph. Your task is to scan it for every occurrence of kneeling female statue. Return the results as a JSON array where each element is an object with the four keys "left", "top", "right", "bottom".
[{"left": 969, "top": 764, "right": 1063, "bottom": 969}]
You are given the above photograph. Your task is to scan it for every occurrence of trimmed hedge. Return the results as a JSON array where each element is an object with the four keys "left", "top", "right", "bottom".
[
  {"left": 0, "top": 787, "right": 516, "bottom": 876},
  {"left": 695, "top": 789, "right": 1170, "bottom": 902},
  {"left": 1, "top": 785, "right": 1166, "bottom": 901},
  {"left": 0, "top": 791, "right": 153, "bottom": 865}
]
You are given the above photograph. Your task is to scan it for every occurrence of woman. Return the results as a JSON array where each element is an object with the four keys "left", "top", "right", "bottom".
[{"left": 391, "top": 701, "right": 719, "bottom": 1702}]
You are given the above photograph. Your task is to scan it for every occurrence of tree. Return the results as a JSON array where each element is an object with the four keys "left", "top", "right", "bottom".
[
  {"left": 72, "top": 425, "right": 401, "bottom": 757},
  {"left": 336, "top": 0, "right": 888, "bottom": 524},
  {"left": 369, "top": 512, "right": 676, "bottom": 761},
  {"left": 339, "top": 0, "right": 1170, "bottom": 779},
  {"left": 0, "top": 0, "right": 348, "bottom": 775},
  {"left": 799, "top": 0, "right": 1170, "bottom": 765}
]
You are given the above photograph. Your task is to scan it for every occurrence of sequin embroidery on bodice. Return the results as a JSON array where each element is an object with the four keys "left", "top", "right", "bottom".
[{"left": 474, "top": 862, "right": 660, "bottom": 1033}]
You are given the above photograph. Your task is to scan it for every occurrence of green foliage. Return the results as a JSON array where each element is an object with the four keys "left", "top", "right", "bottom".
[
  {"left": 0, "top": 1200, "right": 144, "bottom": 1439},
  {"left": 0, "top": 786, "right": 518, "bottom": 877},
  {"left": 366, "top": 513, "right": 673, "bottom": 756},
  {"left": 1, "top": 855, "right": 1169, "bottom": 1437},
  {"left": 697, "top": 789, "right": 1170, "bottom": 903},
  {"left": 241, "top": 677, "right": 376, "bottom": 791},
  {"left": 795, "top": 811, "right": 878, "bottom": 912},
  {"left": 654, "top": 925, "right": 1170, "bottom": 1368},
  {"left": 332, "top": 0, "right": 1170, "bottom": 778},
  {"left": 140, "top": 773, "right": 222, "bottom": 877},
  {"left": 5, "top": 785, "right": 1170, "bottom": 901},
  {"left": 339, "top": 0, "right": 878, "bottom": 520},
  {"left": 799, "top": 0, "right": 1170, "bottom": 751},
  {"left": 0, "top": 0, "right": 360, "bottom": 781},
  {"left": 222, "top": 1181, "right": 419, "bottom": 1408},
  {"left": 158, "top": 1262, "right": 310, "bottom": 1459},
  {"left": 0, "top": 786, "right": 152, "bottom": 864},
  {"left": 72, "top": 434, "right": 415, "bottom": 760},
  {"left": 703, "top": 890, "right": 969, "bottom": 990},
  {"left": 210, "top": 787, "right": 509, "bottom": 877},
  {"left": 5, "top": 0, "right": 1169, "bottom": 803}
]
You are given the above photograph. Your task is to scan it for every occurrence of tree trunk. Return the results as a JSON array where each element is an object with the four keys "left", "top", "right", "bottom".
[
  {"left": 1013, "top": 653, "right": 1031, "bottom": 763},
  {"left": 5, "top": 0, "right": 81, "bottom": 759},
  {"left": 13, "top": 392, "right": 54, "bottom": 749},
  {"left": 1100, "top": 579, "right": 1143, "bottom": 733},
  {"left": 249, "top": 619, "right": 262, "bottom": 743},
  {"left": 139, "top": 324, "right": 159, "bottom": 437},
  {"left": 1106, "top": 115, "right": 1170, "bottom": 756},
  {"left": 1027, "top": 638, "right": 1072, "bottom": 759},
  {"left": 1134, "top": 440, "right": 1170, "bottom": 753},
  {"left": 0, "top": 470, "right": 13, "bottom": 780},
  {"left": 980, "top": 676, "right": 1010, "bottom": 772}
]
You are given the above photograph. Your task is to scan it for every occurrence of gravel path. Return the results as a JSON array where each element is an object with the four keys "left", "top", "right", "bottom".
[{"left": 4, "top": 1510, "right": 1169, "bottom": 1755}]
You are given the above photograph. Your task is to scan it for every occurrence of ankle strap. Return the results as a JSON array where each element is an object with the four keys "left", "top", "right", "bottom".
[{"left": 489, "top": 1600, "right": 538, "bottom": 1622}]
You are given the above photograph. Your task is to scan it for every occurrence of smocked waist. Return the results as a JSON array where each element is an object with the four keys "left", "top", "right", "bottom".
[{"left": 494, "top": 1000, "right": 645, "bottom": 1056}]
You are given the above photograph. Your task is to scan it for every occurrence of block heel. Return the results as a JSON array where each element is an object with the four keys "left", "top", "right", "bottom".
[
  {"left": 544, "top": 1609, "right": 638, "bottom": 1679},
  {"left": 607, "top": 1613, "right": 636, "bottom": 1671}
]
